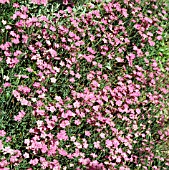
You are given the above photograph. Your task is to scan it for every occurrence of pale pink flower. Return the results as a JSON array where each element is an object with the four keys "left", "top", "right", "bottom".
[
  {"left": 93, "top": 105, "right": 99, "bottom": 111},
  {"left": 49, "top": 48, "right": 57, "bottom": 57},
  {"left": 50, "top": 106, "right": 56, "bottom": 113},
  {"left": 22, "top": 35, "right": 29, "bottom": 43},
  {"left": 75, "top": 73, "right": 81, "bottom": 79},
  {"left": 60, "top": 120, "right": 70, "bottom": 128},
  {"left": 156, "top": 36, "right": 162, "bottom": 40},
  {"left": 0, "top": 130, "right": 6, "bottom": 137},
  {"left": 33, "top": 82, "right": 41, "bottom": 88},
  {"left": 105, "top": 139, "right": 112, "bottom": 148},
  {"left": 136, "top": 108, "right": 141, "bottom": 114},
  {"left": 69, "top": 77, "right": 75, "bottom": 83},
  {"left": 133, "top": 124, "right": 138, "bottom": 130},
  {"left": 20, "top": 98, "right": 30, "bottom": 106},
  {"left": 116, "top": 156, "right": 121, "bottom": 163},
  {"left": 0, "top": 0, "right": 10, "bottom": 4},
  {"left": 14, "top": 115, "right": 22, "bottom": 122},
  {"left": 50, "top": 77, "right": 56, "bottom": 83},
  {"left": 148, "top": 40, "right": 155, "bottom": 46},
  {"left": 87, "top": 47, "right": 96, "bottom": 54},
  {"left": 73, "top": 101, "right": 80, "bottom": 108},
  {"left": 57, "top": 130, "right": 68, "bottom": 141},
  {"left": 100, "top": 133, "right": 105, "bottom": 139},
  {"left": 13, "top": 3, "right": 19, "bottom": 8},
  {"left": 23, "top": 152, "right": 29, "bottom": 158},
  {"left": 85, "top": 131, "right": 91, "bottom": 137},
  {"left": 94, "top": 141, "right": 100, "bottom": 149},
  {"left": 116, "top": 100, "right": 122, "bottom": 106},
  {"left": 70, "top": 136, "right": 76, "bottom": 142},
  {"left": 113, "top": 139, "right": 120, "bottom": 147},
  {"left": 6, "top": 136, "right": 11, "bottom": 142},
  {"left": 55, "top": 96, "right": 62, "bottom": 102},
  {"left": 91, "top": 80, "right": 100, "bottom": 87},
  {"left": 0, "top": 140, "right": 3, "bottom": 150},
  {"left": 29, "top": 158, "right": 39, "bottom": 166},
  {"left": 3, "top": 146, "right": 14, "bottom": 155},
  {"left": 116, "top": 57, "right": 124, "bottom": 62},
  {"left": 53, "top": 67, "right": 60, "bottom": 73},
  {"left": 36, "top": 120, "right": 43, "bottom": 128},
  {"left": 24, "top": 139, "right": 30, "bottom": 145},
  {"left": 74, "top": 119, "right": 81, "bottom": 125},
  {"left": 49, "top": 26, "right": 56, "bottom": 32}
]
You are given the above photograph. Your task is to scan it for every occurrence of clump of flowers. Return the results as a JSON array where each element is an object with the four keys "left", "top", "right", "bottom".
[{"left": 0, "top": 0, "right": 169, "bottom": 169}]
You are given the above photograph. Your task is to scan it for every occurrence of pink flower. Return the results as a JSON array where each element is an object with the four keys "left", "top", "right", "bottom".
[
  {"left": 136, "top": 108, "right": 141, "bottom": 114},
  {"left": 49, "top": 26, "right": 56, "bottom": 32},
  {"left": 94, "top": 141, "right": 100, "bottom": 149},
  {"left": 12, "top": 38, "right": 20, "bottom": 44},
  {"left": 49, "top": 48, "right": 57, "bottom": 57},
  {"left": 55, "top": 96, "right": 62, "bottom": 102},
  {"left": 6, "top": 136, "right": 11, "bottom": 142},
  {"left": 14, "top": 110, "right": 26, "bottom": 122},
  {"left": 116, "top": 156, "right": 121, "bottom": 163},
  {"left": 3, "top": 82, "right": 11, "bottom": 87},
  {"left": 73, "top": 101, "right": 80, "bottom": 108},
  {"left": 63, "top": 0, "right": 68, "bottom": 5},
  {"left": 105, "top": 139, "right": 112, "bottom": 148},
  {"left": 116, "top": 100, "right": 122, "bottom": 106},
  {"left": 69, "top": 77, "right": 75, "bottom": 83},
  {"left": 74, "top": 119, "right": 81, "bottom": 125},
  {"left": 0, "top": 0, "right": 10, "bottom": 4},
  {"left": 31, "top": 0, "right": 47, "bottom": 6},
  {"left": 20, "top": 98, "right": 30, "bottom": 106},
  {"left": 22, "top": 35, "right": 29, "bottom": 43},
  {"left": 14, "top": 115, "right": 22, "bottom": 122},
  {"left": 5, "top": 25, "right": 11, "bottom": 30},
  {"left": 112, "top": 139, "right": 120, "bottom": 147},
  {"left": 0, "top": 140, "right": 3, "bottom": 150},
  {"left": 83, "top": 54, "right": 95, "bottom": 62},
  {"left": 87, "top": 47, "right": 96, "bottom": 54},
  {"left": 144, "top": 17, "right": 152, "bottom": 23},
  {"left": 57, "top": 130, "right": 68, "bottom": 141},
  {"left": 156, "top": 36, "right": 162, "bottom": 40},
  {"left": 33, "top": 82, "right": 41, "bottom": 88},
  {"left": 24, "top": 139, "right": 30, "bottom": 145},
  {"left": 148, "top": 40, "right": 155, "bottom": 46},
  {"left": 93, "top": 105, "right": 99, "bottom": 111},
  {"left": 60, "top": 120, "right": 70, "bottom": 128},
  {"left": 0, "top": 130, "right": 6, "bottom": 137},
  {"left": 100, "top": 133, "right": 105, "bottom": 139},
  {"left": 29, "top": 158, "right": 39, "bottom": 166},
  {"left": 23, "top": 152, "right": 29, "bottom": 159},
  {"left": 133, "top": 124, "right": 138, "bottom": 131},
  {"left": 41, "top": 161, "right": 49, "bottom": 169},
  {"left": 13, "top": 3, "right": 19, "bottom": 8},
  {"left": 85, "top": 131, "right": 91, "bottom": 137},
  {"left": 75, "top": 73, "right": 81, "bottom": 79},
  {"left": 91, "top": 80, "right": 100, "bottom": 87},
  {"left": 116, "top": 57, "right": 124, "bottom": 62},
  {"left": 26, "top": 67, "right": 33, "bottom": 72},
  {"left": 50, "top": 106, "right": 56, "bottom": 113}
]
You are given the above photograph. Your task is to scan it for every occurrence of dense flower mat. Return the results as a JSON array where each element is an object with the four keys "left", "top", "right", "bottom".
[{"left": 0, "top": 0, "right": 169, "bottom": 169}]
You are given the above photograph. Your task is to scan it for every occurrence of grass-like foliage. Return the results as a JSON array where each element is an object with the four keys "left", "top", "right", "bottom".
[{"left": 0, "top": 0, "right": 169, "bottom": 169}]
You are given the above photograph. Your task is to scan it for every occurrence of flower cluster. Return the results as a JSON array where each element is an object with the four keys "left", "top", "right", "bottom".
[{"left": 0, "top": 0, "right": 169, "bottom": 169}]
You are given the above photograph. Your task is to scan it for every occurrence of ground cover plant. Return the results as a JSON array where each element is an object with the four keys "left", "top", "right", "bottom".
[{"left": 0, "top": 0, "right": 169, "bottom": 169}]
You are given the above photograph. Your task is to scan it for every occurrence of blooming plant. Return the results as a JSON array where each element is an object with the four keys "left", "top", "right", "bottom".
[{"left": 0, "top": 0, "right": 169, "bottom": 169}]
